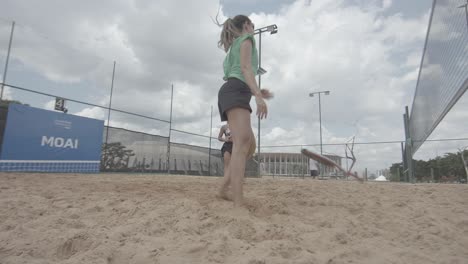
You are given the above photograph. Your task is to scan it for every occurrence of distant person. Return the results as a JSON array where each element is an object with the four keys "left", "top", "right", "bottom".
[
  {"left": 218, "top": 122, "right": 233, "bottom": 199},
  {"left": 309, "top": 158, "right": 319, "bottom": 179}
]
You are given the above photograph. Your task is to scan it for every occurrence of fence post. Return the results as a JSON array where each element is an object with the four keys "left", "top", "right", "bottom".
[
  {"left": 1, "top": 21, "right": 15, "bottom": 100},
  {"left": 167, "top": 84, "right": 173, "bottom": 174},
  {"left": 208, "top": 105, "right": 213, "bottom": 176}
]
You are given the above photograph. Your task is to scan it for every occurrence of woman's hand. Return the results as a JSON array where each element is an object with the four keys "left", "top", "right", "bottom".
[
  {"left": 255, "top": 95, "right": 268, "bottom": 119},
  {"left": 260, "top": 89, "right": 274, "bottom": 100}
]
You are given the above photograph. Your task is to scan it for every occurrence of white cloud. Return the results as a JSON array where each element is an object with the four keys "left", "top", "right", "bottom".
[
  {"left": 404, "top": 52, "right": 422, "bottom": 68},
  {"left": 382, "top": 0, "right": 393, "bottom": 10},
  {"left": 74, "top": 106, "right": 106, "bottom": 120}
]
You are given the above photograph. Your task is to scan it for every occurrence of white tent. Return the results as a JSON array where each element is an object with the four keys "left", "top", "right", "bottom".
[{"left": 375, "top": 175, "right": 388, "bottom": 181}]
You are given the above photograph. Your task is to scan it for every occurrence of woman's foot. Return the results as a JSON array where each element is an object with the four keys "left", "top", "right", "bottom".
[
  {"left": 217, "top": 188, "right": 233, "bottom": 201},
  {"left": 233, "top": 197, "right": 244, "bottom": 208}
]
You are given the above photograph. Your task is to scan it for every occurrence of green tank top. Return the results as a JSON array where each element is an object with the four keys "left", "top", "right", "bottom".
[{"left": 223, "top": 34, "right": 259, "bottom": 83}]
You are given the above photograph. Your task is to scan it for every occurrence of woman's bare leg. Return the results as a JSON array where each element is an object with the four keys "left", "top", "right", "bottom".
[
  {"left": 218, "top": 151, "right": 232, "bottom": 200},
  {"left": 226, "top": 108, "right": 252, "bottom": 207},
  {"left": 247, "top": 128, "right": 256, "bottom": 160}
]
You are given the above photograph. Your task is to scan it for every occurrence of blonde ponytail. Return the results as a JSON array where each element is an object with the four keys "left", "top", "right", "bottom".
[{"left": 217, "top": 15, "right": 251, "bottom": 53}]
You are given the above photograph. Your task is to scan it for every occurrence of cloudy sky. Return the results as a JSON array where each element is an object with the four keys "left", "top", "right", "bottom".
[{"left": 0, "top": 0, "right": 467, "bottom": 173}]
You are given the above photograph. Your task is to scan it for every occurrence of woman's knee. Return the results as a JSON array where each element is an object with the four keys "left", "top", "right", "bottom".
[
  {"left": 233, "top": 132, "right": 251, "bottom": 150},
  {"left": 224, "top": 153, "right": 231, "bottom": 165},
  {"left": 226, "top": 108, "right": 252, "bottom": 150}
]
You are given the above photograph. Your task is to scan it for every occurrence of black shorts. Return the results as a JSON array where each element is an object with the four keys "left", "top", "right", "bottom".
[
  {"left": 221, "top": 142, "right": 233, "bottom": 157},
  {"left": 218, "top": 78, "right": 252, "bottom": 121}
]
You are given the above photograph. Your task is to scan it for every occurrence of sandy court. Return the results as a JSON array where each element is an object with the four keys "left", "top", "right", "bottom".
[{"left": 0, "top": 173, "right": 467, "bottom": 264}]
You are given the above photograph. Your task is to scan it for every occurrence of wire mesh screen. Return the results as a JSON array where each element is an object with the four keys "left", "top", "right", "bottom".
[
  {"left": 101, "top": 126, "right": 169, "bottom": 172},
  {"left": 169, "top": 142, "right": 223, "bottom": 176},
  {"left": 101, "top": 126, "right": 232, "bottom": 176},
  {"left": 409, "top": 0, "right": 468, "bottom": 154}
]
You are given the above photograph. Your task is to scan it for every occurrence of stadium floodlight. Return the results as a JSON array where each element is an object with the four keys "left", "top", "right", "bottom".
[
  {"left": 267, "top": 25, "right": 278, "bottom": 34},
  {"left": 254, "top": 24, "right": 278, "bottom": 35},
  {"left": 257, "top": 67, "right": 267, "bottom": 75},
  {"left": 252, "top": 24, "right": 279, "bottom": 176}
]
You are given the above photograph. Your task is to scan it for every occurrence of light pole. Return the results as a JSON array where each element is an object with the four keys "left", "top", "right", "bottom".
[
  {"left": 309, "top": 91, "right": 330, "bottom": 155},
  {"left": 254, "top": 24, "right": 278, "bottom": 176},
  {"left": 459, "top": 1, "right": 468, "bottom": 32},
  {"left": 208, "top": 105, "right": 213, "bottom": 176},
  {"left": 1, "top": 21, "right": 15, "bottom": 100}
]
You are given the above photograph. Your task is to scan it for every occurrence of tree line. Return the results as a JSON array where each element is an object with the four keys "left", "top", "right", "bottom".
[{"left": 389, "top": 149, "right": 468, "bottom": 183}]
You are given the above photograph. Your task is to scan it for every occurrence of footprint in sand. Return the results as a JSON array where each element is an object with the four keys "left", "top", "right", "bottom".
[
  {"left": 228, "top": 219, "right": 257, "bottom": 242},
  {"left": 56, "top": 233, "right": 92, "bottom": 259}
]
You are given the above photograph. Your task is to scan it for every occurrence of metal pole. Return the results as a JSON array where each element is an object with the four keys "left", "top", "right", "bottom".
[
  {"left": 167, "top": 84, "right": 174, "bottom": 174},
  {"left": 318, "top": 92, "right": 323, "bottom": 155},
  {"left": 403, "top": 111, "right": 409, "bottom": 182},
  {"left": 345, "top": 144, "right": 349, "bottom": 180},
  {"left": 400, "top": 141, "right": 406, "bottom": 182},
  {"left": 257, "top": 32, "right": 262, "bottom": 177},
  {"left": 465, "top": 4, "right": 468, "bottom": 30},
  {"left": 404, "top": 106, "right": 414, "bottom": 183},
  {"left": 105, "top": 61, "right": 116, "bottom": 146},
  {"left": 301, "top": 151, "right": 304, "bottom": 179},
  {"left": 1, "top": 21, "right": 15, "bottom": 100},
  {"left": 208, "top": 105, "right": 213, "bottom": 176},
  {"left": 460, "top": 1, "right": 468, "bottom": 31}
]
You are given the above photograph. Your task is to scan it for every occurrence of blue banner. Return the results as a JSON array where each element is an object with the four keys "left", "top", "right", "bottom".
[{"left": 0, "top": 104, "right": 104, "bottom": 172}]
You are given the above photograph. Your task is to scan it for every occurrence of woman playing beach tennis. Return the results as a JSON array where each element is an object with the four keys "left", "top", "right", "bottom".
[{"left": 217, "top": 15, "right": 272, "bottom": 207}]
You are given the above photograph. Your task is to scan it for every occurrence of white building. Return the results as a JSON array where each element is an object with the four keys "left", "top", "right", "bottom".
[{"left": 259, "top": 152, "right": 342, "bottom": 177}]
